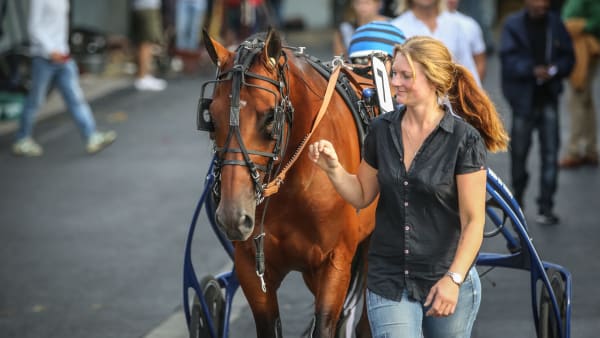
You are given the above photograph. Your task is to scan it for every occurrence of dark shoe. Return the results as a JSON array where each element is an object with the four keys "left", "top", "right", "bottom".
[
  {"left": 536, "top": 211, "right": 559, "bottom": 225},
  {"left": 558, "top": 155, "right": 584, "bottom": 169},
  {"left": 582, "top": 155, "right": 599, "bottom": 167}
]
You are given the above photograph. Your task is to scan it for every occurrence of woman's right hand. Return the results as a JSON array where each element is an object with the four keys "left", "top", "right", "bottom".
[{"left": 308, "top": 140, "right": 340, "bottom": 173}]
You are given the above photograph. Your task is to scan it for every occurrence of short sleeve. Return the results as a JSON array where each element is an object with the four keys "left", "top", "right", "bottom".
[
  {"left": 362, "top": 128, "right": 378, "bottom": 169},
  {"left": 456, "top": 130, "right": 486, "bottom": 174}
]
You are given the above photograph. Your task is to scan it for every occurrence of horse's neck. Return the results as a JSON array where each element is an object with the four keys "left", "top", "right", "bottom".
[{"left": 285, "top": 56, "right": 325, "bottom": 131}]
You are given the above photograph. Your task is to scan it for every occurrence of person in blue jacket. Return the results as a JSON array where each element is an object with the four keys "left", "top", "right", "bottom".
[{"left": 500, "top": 0, "right": 574, "bottom": 225}]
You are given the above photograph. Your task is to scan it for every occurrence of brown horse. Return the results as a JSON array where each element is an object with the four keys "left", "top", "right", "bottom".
[{"left": 200, "top": 28, "right": 377, "bottom": 338}]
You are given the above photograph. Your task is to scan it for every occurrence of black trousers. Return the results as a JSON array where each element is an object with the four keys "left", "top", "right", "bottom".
[{"left": 510, "top": 99, "right": 560, "bottom": 213}]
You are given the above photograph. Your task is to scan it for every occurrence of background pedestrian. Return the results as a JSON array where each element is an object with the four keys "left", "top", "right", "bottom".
[
  {"left": 390, "top": 0, "right": 482, "bottom": 86},
  {"left": 333, "top": 0, "right": 390, "bottom": 57},
  {"left": 446, "top": 0, "right": 487, "bottom": 81},
  {"left": 131, "top": 0, "right": 168, "bottom": 91},
  {"left": 558, "top": 0, "right": 600, "bottom": 168},
  {"left": 12, "top": 0, "right": 116, "bottom": 157},
  {"left": 499, "top": 0, "right": 574, "bottom": 224}
]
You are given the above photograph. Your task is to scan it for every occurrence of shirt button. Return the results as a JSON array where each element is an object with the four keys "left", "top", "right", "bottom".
[
  {"left": 404, "top": 270, "right": 409, "bottom": 275},
  {"left": 404, "top": 201, "right": 408, "bottom": 207},
  {"left": 404, "top": 249, "right": 409, "bottom": 254},
  {"left": 405, "top": 225, "right": 410, "bottom": 231},
  {"left": 403, "top": 181, "right": 408, "bottom": 186}
]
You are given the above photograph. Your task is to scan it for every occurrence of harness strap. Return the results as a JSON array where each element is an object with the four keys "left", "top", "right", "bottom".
[
  {"left": 306, "top": 57, "right": 371, "bottom": 145},
  {"left": 262, "top": 64, "right": 342, "bottom": 197}
]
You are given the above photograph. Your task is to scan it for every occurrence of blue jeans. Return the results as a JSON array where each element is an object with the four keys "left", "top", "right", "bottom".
[
  {"left": 367, "top": 267, "right": 481, "bottom": 338},
  {"left": 510, "top": 99, "right": 560, "bottom": 213},
  {"left": 17, "top": 57, "right": 96, "bottom": 141},
  {"left": 175, "top": 1, "right": 205, "bottom": 51}
]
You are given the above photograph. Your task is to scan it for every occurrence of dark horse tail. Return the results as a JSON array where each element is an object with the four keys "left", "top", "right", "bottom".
[{"left": 336, "top": 238, "right": 370, "bottom": 338}]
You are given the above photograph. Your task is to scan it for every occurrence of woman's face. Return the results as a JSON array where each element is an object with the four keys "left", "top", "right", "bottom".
[{"left": 390, "top": 53, "right": 436, "bottom": 106}]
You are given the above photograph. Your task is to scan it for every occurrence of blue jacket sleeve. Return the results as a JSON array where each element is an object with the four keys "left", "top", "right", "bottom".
[{"left": 500, "top": 15, "right": 535, "bottom": 81}]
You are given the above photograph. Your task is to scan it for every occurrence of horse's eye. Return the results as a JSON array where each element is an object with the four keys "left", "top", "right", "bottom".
[{"left": 262, "top": 110, "right": 275, "bottom": 138}]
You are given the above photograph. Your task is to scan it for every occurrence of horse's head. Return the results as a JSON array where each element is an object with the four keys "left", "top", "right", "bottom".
[{"left": 199, "top": 28, "right": 293, "bottom": 241}]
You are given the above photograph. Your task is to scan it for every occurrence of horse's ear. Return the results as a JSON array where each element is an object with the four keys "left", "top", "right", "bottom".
[
  {"left": 202, "top": 28, "right": 230, "bottom": 67},
  {"left": 263, "top": 27, "right": 282, "bottom": 69}
]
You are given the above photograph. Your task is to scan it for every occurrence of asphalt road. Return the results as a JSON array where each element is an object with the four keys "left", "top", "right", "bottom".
[{"left": 1, "top": 31, "right": 599, "bottom": 338}]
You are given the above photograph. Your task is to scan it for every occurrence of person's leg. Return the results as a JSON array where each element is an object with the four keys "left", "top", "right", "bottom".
[
  {"left": 537, "top": 101, "right": 560, "bottom": 218},
  {"left": 134, "top": 8, "right": 164, "bottom": 78},
  {"left": 581, "top": 60, "right": 598, "bottom": 162},
  {"left": 175, "top": 0, "right": 189, "bottom": 50},
  {"left": 136, "top": 42, "right": 155, "bottom": 79},
  {"left": 54, "top": 59, "right": 96, "bottom": 140},
  {"left": 133, "top": 9, "right": 167, "bottom": 90},
  {"left": 187, "top": 4, "right": 204, "bottom": 50},
  {"left": 510, "top": 112, "right": 534, "bottom": 207},
  {"left": 16, "top": 57, "right": 55, "bottom": 141},
  {"left": 564, "top": 85, "right": 586, "bottom": 159},
  {"left": 175, "top": 1, "right": 193, "bottom": 50},
  {"left": 366, "top": 289, "right": 423, "bottom": 338},
  {"left": 423, "top": 267, "right": 482, "bottom": 338}
]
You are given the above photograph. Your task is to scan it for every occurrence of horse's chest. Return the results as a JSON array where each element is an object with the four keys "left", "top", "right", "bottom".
[{"left": 266, "top": 234, "right": 333, "bottom": 268}]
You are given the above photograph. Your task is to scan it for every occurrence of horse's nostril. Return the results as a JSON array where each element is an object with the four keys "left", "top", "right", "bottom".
[
  {"left": 215, "top": 208, "right": 255, "bottom": 240},
  {"left": 241, "top": 214, "right": 254, "bottom": 231}
]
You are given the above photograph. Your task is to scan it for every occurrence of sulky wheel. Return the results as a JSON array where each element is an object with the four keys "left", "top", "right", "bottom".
[
  {"left": 189, "top": 275, "right": 225, "bottom": 338},
  {"left": 538, "top": 269, "right": 567, "bottom": 338}
]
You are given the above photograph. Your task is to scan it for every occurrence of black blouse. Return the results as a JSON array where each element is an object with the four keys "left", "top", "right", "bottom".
[{"left": 362, "top": 106, "right": 487, "bottom": 302}]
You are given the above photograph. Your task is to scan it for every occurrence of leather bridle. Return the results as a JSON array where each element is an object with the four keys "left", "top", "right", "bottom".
[{"left": 197, "top": 37, "right": 294, "bottom": 205}]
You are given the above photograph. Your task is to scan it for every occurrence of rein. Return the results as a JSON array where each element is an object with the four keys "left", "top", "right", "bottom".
[{"left": 262, "top": 64, "right": 342, "bottom": 197}]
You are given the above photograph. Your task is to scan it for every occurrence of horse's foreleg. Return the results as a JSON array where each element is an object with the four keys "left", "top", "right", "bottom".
[
  {"left": 235, "top": 247, "right": 284, "bottom": 338},
  {"left": 307, "top": 249, "right": 353, "bottom": 338}
]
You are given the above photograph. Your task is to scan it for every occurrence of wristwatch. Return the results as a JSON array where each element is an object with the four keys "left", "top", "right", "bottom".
[{"left": 446, "top": 271, "right": 463, "bottom": 286}]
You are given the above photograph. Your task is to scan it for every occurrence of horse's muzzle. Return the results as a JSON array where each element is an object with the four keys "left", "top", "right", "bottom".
[{"left": 215, "top": 205, "right": 255, "bottom": 241}]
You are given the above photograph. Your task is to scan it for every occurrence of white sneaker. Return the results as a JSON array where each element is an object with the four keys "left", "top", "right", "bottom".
[
  {"left": 134, "top": 75, "right": 167, "bottom": 91},
  {"left": 12, "top": 137, "right": 43, "bottom": 157},
  {"left": 86, "top": 131, "right": 117, "bottom": 154}
]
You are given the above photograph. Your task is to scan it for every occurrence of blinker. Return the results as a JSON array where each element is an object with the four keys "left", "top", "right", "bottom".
[{"left": 197, "top": 98, "right": 215, "bottom": 132}]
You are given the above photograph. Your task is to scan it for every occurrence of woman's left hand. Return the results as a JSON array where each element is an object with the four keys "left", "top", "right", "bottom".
[{"left": 424, "top": 276, "right": 460, "bottom": 317}]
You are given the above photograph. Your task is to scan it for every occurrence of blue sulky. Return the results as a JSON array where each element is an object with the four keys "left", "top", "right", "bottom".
[
  {"left": 480, "top": 168, "right": 572, "bottom": 338},
  {"left": 183, "top": 158, "right": 239, "bottom": 338},
  {"left": 183, "top": 160, "right": 572, "bottom": 338}
]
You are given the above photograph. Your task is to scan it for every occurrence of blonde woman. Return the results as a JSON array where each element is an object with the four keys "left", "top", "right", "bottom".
[{"left": 309, "top": 36, "right": 508, "bottom": 337}]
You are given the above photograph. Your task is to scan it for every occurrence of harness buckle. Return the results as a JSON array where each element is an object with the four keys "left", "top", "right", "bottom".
[
  {"left": 331, "top": 56, "right": 352, "bottom": 70},
  {"left": 256, "top": 272, "right": 267, "bottom": 293}
]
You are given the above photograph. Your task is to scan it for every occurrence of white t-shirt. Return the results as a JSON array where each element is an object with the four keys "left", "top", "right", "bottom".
[
  {"left": 132, "top": 0, "right": 161, "bottom": 10},
  {"left": 451, "top": 11, "right": 486, "bottom": 56},
  {"left": 29, "top": 0, "right": 70, "bottom": 58},
  {"left": 390, "top": 10, "right": 481, "bottom": 86}
]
